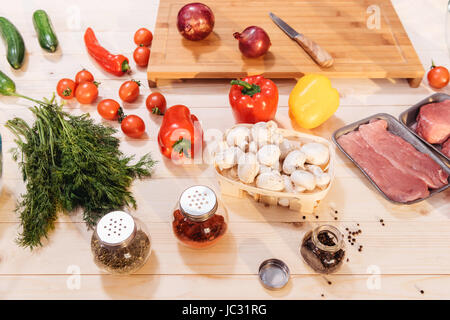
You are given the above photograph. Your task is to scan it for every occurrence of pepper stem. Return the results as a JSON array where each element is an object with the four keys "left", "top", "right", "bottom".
[
  {"left": 230, "top": 79, "right": 261, "bottom": 97},
  {"left": 431, "top": 60, "right": 436, "bottom": 69},
  {"left": 172, "top": 137, "right": 191, "bottom": 158},
  {"left": 122, "top": 60, "right": 130, "bottom": 73}
]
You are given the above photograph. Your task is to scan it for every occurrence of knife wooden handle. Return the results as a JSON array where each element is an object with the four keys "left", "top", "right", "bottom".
[{"left": 294, "top": 34, "right": 334, "bottom": 68}]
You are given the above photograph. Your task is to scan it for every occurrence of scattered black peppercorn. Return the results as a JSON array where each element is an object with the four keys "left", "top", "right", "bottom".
[
  {"left": 334, "top": 210, "right": 338, "bottom": 214},
  {"left": 327, "top": 280, "right": 332, "bottom": 285},
  {"left": 420, "top": 290, "right": 424, "bottom": 294},
  {"left": 315, "top": 215, "right": 319, "bottom": 219},
  {"left": 321, "top": 294, "right": 325, "bottom": 297},
  {"left": 302, "top": 216, "right": 306, "bottom": 220},
  {"left": 334, "top": 217, "right": 338, "bottom": 220}
]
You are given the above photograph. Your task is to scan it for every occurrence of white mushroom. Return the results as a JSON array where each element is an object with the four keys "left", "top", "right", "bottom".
[
  {"left": 282, "top": 175, "right": 295, "bottom": 193},
  {"left": 305, "top": 164, "right": 330, "bottom": 189},
  {"left": 295, "top": 185, "right": 306, "bottom": 193},
  {"left": 215, "top": 146, "right": 244, "bottom": 171},
  {"left": 315, "top": 172, "right": 331, "bottom": 189},
  {"left": 282, "top": 150, "right": 307, "bottom": 174},
  {"left": 226, "top": 126, "right": 250, "bottom": 151},
  {"left": 251, "top": 121, "right": 278, "bottom": 148},
  {"left": 248, "top": 141, "right": 258, "bottom": 154},
  {"left": 237, "top": 153, "right": 259, "bottom": 184},
  {"left": 256, "top": 172, "right": 284, "bottom": 191},
  {"left": 291, "top": 170, "right": 316, "bottom": 191},
  {"left": 300, "top": 143, "right": 329, "bottom": 166},
  {"left": 271, "top": 159, "right": 281, "bottom": 173},
  {"left": 269, "top": 132, "right": 284, "bottom": 145},
  {"left": 257, "top": 144, "right": 281, "bottom": 167},
  {"left": 259, "top": 164, "right": 272, "bottom": 175},
  {"left": 305, "top": 164, "right": 324, "bottom": 176}
]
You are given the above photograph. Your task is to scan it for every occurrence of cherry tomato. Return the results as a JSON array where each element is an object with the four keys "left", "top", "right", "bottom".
[
  {"left": 97, "top": 99, "right": 121, "bottom": 120},
  {"left": 134, "top": 28, "right": 153, "bottom": 46},
  {"left": 146, "top": 92, "right": 166, "bottom": 115},
  {"left": 133, "top": 45, "right": 150, "bottom": 67},
  {"left": 121, "top": 115, "right": 145, "bottom": 138},
  {"left": 119, "top": 80, "right": 140, "bottom": 103},
  {"left": 75, "top": 69, "right": 94, "bottom": 84},
  {"left": 427, "top": 62, "right": 449, "bottom": 89},
  {"left": 56, "top": 78, "right": 76, "bottom": 100},
  {"left": 75, "top": 82, "right": 99, "bottom": 104}
]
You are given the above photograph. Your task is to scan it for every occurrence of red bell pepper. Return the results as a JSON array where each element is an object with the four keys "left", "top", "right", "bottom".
[
  {"left": 158, "top": 105, "right": 203, "bottom": 162},
  {"left": 229, "top": 75, "right": 278, "bottom": 124},
  {"left": 84, "top": 28, "right": 130, "bottom": 76}
]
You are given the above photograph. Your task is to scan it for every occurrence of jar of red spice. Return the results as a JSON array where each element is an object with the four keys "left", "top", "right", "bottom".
[{"left": 172, "top": 185, "right": 228, "bottom": 249}]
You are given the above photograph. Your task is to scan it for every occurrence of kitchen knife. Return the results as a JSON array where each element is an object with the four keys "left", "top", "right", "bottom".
[{"left": 269, "top": 12, "right": 334, "bottom": 68}]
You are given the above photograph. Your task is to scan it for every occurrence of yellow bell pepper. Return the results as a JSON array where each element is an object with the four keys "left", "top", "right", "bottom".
[{"left": 288, "top": 74, "right": 340, "bottom": 129}]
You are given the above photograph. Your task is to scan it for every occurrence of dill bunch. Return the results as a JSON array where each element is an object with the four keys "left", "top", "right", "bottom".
[{"left": 5, "top": 97, "right": 155, "bottom": 249}]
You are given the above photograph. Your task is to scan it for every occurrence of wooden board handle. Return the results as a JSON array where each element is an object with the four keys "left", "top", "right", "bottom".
[{"left": 294, "top": 34, "right": 334, "bottom": 68}]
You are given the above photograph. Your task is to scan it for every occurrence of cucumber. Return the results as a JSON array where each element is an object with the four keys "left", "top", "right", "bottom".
[
  {"left": 32, "top": 10, "right": 58, "bottom": 53},
  {"left": 0, "top": 17, "right": 25, "bottom": 69},
  {"left": 0, "top": 70, "right": 16, "bottom": 96}
]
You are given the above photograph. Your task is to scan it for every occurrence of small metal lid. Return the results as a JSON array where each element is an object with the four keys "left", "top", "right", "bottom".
[
  {"left": 258, "top": 259, "right": 290, "bottom": 290},
  {"left": 95, "top": 211, "right": 136, "bottom": 247},
  {"left": 179, "top": 185, "right": 218, "bottom": 222}
]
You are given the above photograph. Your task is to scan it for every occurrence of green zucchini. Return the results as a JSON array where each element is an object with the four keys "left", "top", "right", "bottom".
[
  {"left": 0, "top": 70, "right": 16, "bottom": 96},
  {"left": 0, "top": 17, "right": 25, "bottom": 69},
  {"left": 32, "top": 10, "right": 58, "bottom": 53}
]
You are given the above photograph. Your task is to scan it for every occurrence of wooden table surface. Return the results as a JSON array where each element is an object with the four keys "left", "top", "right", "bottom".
[{"left": 0, "top": 0, "right": 449, "bottom": 300}]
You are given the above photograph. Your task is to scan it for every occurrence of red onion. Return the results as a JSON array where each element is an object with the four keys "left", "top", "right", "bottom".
[
  {"left": 177, "top": 3, "right": 215, "bottom": 41},
  {"left": 234, "top": 26, "right": 271, "bottom": 58}
]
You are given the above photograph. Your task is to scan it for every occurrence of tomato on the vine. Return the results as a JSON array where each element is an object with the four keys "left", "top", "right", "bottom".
[
  {"left": 75, "top": 69, "right": 94, "bottom": 84},
  {"left": 146, "top": 92, "right": 166, "bottom": 115},
  {"left": 75, "top": 82, "right": 99, "bottom": 104},
  {"left": 427, "top": 61, "right": 449, "bottom": 89},
  {"left": 121, "top": 115, "right": 145, "bottom": 138},
  {"left": 56, "top": 78, "right": 76, "bottom": 100},
  {"left": 134, "top": 28, "right": 153, "bottom": 46},
  {"left": 133, "top": 45, "right": 150, "bottom": 67},
  {"left": 97, "top": 99, "right": 121, "bottom": 120},
  {"left": 119, "top": 80, "right": 140, "bottom": 103}
]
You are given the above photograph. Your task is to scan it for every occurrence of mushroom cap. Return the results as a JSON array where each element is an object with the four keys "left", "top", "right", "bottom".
[
  {"left": 256, "top": 172, "right": 284, "bottom": 191},
  {"left": 291, "top": 170, "right": 316, "bottom": 191},
  {"left": 300, "top": 143, "right": 329, "bottom": 166},
  {"left": 282, "top": 150, "right": 307, "bottom": 174}
]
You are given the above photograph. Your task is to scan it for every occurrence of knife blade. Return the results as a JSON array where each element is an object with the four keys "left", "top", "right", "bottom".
[{"left": 269, "top": 12, "right": 334, "bottom": 68}]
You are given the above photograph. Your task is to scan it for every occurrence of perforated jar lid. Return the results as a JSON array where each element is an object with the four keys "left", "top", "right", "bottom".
[
  {"left": 95, "top": 211, "right": 136, "bottom": 246},
  {"left": 179, "top": 185, "right": 218, "bottom": 222}
]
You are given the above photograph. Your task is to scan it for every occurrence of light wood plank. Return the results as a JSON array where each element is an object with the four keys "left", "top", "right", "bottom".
[{"left": 0, "top": 274, "right": 447, "bottom": 300}]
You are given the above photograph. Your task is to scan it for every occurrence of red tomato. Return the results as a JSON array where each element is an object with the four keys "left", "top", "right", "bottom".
[
  {"left": 56, "top": 78, "right": 76, "bottom": 100},
  {"left": 133, "top": 45, "right": 150, "bottom": 67},
  {"left": 75, "top": 69, "right": 94, "bottom": 84},
  {"left": 75, "top": 82, "right": 99, "bottom": 104},
  {"left": 146, "top": 92, "right": 166, "bottom": 115},
  {"left": 119, "top": 80, "right": 140, "bottom": 103},
  {"left": 134, "top": 28, "right": 153, "bottom": 46},
  {"left": 97, "top": 99, "right": 121, "bottom": 120},
  {"left": 121, "top": 115, "right": 145, "bottom": 138},
  {"left": 427, "top": 62, "right": 449, "bottom": 89}
]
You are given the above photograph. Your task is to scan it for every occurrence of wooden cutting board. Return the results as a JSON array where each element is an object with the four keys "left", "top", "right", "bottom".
[{"left": 147, "top": 0, "right": 424, "bottom": 87}]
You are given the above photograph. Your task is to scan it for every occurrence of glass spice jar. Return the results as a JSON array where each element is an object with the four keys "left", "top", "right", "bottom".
[
  {"left": 91, "top": 211, "right": 151, "bottom": 275},
  {"left": 300, "top": 225, "right": 346, "bottom": 274},
  {"left": 172, "top": 185, "right": 228, "bottom": 249}
]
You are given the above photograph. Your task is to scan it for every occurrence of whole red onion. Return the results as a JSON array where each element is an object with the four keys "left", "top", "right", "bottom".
[
  {"left": 234, "top": 26, "right": 271, "bottom": 58},
  {"left": 177, "top": 3, "right": 215, "bottom": 41}
]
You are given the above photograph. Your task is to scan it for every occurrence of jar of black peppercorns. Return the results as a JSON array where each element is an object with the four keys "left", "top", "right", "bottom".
[
  {"left": 172, "top": 185, "right": 228, "bottom": 249},
  {"left": 300, "top": 225, "right": 345, "bottom": 274}
]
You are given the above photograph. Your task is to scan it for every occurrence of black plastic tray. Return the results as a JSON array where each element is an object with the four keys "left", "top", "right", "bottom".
[
  {"left": 398, "top": 93, "right": 450, "bottom": 163},
  {"left": 332, "top": 113, "right": 450, "bottom": 205}
]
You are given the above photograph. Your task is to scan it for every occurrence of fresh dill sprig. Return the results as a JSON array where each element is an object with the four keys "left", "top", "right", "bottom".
[{"left": 5, "top": 99, "right": 156, "bottom": 249}]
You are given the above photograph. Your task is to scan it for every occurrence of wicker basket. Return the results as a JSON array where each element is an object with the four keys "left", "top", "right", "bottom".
[{"left": 214, "top": 124, "right": 335, "bottom": 214}]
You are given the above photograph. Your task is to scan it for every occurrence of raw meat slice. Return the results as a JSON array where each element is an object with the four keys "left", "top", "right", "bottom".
[
  {"left": 359, "top": 119, "right": 448, "bottom": 189},
  {"left": 338, "top": 131, "right": 429, "bottom": 203},
  {"left": 416, "top": 100, "right": 450, "bottom": 144},
  {"left": 442, "top": 139, "right": 450, "bottom": 158}
]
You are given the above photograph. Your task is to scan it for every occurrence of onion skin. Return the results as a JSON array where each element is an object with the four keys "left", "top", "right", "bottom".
[
  {"left": 234, "top": 26, "right": 271, "bottom": 58},
  {"left": 177, "top": 3, "right": 215, "bottom": 41}
]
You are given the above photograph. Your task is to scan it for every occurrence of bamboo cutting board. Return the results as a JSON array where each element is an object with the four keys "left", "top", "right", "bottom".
[{"left": 148, "top": 0, "right": 424, "bottom": 87}]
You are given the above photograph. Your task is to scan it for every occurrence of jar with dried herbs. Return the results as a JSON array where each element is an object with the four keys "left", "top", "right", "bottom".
[
  {"left": 172, "top": 185, "right": 228, "bottom": 249},
  {"left": 300, "top": 225, "right": 346, "bottom": 274},
  {"left": 91, "top": 211, "right": 151, "bottom": 274}
]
